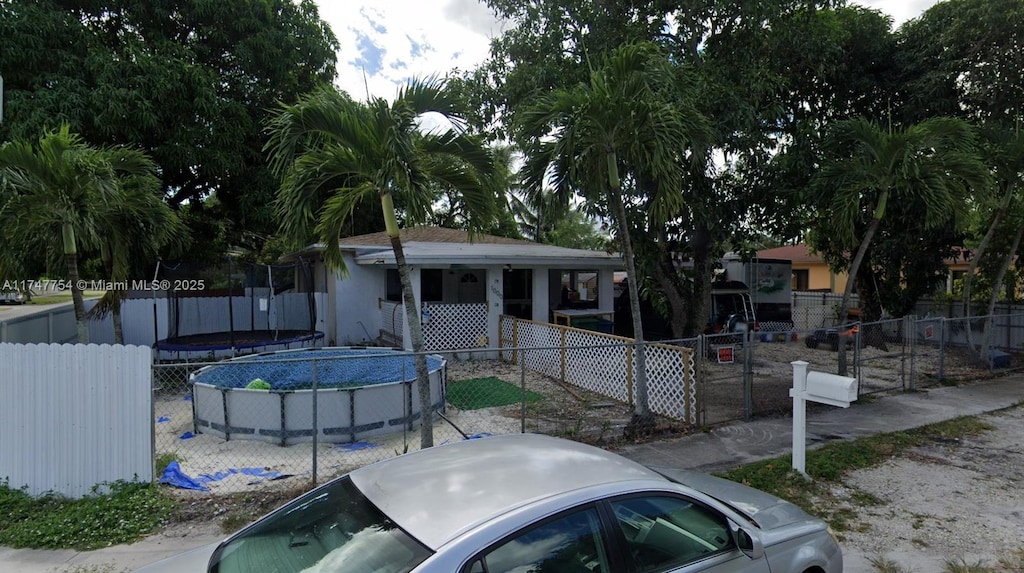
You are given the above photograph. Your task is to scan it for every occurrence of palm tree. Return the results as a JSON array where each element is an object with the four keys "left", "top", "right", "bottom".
[
  {"left": 266, "top": 79, "right": 497, "bottom": 448},
  {"left": 88, "top": 148, "right": 187, "bottom": 343},
  {"left": 517, "top": 43, "right": 709, "bottom": 435},
  {"left": 0, "top": 124, "right": 132, "bottom": 343},
  {"left": 817, "top": 117, "right": 990, "bottom": 325},
  {"left": 972, "top": 128, "right": 1024, "bottom": 360}
]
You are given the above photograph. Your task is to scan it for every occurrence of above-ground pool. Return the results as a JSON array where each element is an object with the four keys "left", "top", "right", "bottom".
[{"left": 190, "top": 347, "right": 446, "bottom": 446}]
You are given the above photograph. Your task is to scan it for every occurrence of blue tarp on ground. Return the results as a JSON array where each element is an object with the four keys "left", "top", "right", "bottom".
[{"left": 158, "top": 461, "right": 286, "bottom": 491}]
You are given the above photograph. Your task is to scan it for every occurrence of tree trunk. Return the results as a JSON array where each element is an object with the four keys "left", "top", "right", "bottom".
[
  {"left": 381, "top": 193, "right": 433, "bottom": 448},
  {"left": 63, "top": 223, "right": 89, "bottom": 344},
  {"left": 978, "top": 217, "right": 1024, "bottom": 364},
  {"left": 838, "top": 190, "right": 888, "bottom": 324},
  {"left": 650, "top": 243, "right": 687, "bottom": 339},
  {"left": 686, "top": 225, "right": 715, "bottom": 338},
  {"left": 606, "top": 153, "right": 654, "bottom": 437},
  {"left": 113, "top": 300, "right": 124, "bottom": 345},
  {"left": 962, "top": 183, "right": 1011, "bottom": 352}
]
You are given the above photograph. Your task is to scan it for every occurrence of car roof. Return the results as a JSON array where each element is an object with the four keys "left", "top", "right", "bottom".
[{"left": 349, "top": 433, "right": 664, "bottom": 550}]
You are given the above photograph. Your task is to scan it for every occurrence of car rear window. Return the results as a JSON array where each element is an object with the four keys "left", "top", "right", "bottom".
[{"left": 210, "top": 476, "right": 431, "bottom": 573}]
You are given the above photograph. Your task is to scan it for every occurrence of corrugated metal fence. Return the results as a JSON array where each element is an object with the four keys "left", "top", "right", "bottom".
[{"left": 0, "top": 343, "right": 153, "bottom": 498}]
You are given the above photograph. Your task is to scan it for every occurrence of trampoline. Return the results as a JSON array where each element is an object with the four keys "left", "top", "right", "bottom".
[
  {"left": 154, "top": 330, "right": 325, "bottom": 360},
  {"left": 153, "top": 257, "right": 323, "bottom": 361}
]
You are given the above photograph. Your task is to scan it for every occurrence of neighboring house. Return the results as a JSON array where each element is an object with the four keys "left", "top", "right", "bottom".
[
  {"left": 757, "top": 244, "right": 847, "bottom": 293},
  {"left": 284, "top": 227, "right": 624, "bottom": 350},
  {"left": 757, "top": 243, "right": 973, "bottom": 294}
]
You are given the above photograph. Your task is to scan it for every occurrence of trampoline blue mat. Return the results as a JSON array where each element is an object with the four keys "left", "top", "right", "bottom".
[{"left": 192, "top": 349, "right": 444, "bottom": 391}]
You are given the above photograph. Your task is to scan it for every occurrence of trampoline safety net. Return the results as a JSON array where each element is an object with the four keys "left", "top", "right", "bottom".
[{"left": 156, "top": 258, "right": 316, "bottom": 347}]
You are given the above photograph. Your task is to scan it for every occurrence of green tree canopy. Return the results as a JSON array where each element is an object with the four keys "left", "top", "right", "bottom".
[{"left": 0, "top": 0, "right": 338, "bottom": 254}]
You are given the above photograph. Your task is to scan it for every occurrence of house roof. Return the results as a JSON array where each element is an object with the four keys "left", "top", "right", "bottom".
[
  {"left": 337, "top": 227, "right": 534, "bottom": 247},
  {"left": 758, "top": 243, "right": 976, "bottom": 267},
  {"left": 757, "top": 243, "right": 824, "bottom": 264},
  {"left": 290, "top": 227, "right": 624, "bottom": 269}
]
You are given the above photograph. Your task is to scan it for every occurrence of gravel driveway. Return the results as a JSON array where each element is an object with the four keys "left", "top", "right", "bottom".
[{"left": 838, "top": 404, "right": 1024, "bottom": 572}]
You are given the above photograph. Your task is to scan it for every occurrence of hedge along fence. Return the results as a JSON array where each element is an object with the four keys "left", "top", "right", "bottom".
[{"left": 499, "top": 315, "right": 696, "bottom": 424}]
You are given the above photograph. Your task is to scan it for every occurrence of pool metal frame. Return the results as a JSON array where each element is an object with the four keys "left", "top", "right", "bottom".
[{"left": 190, "top": 347, "right": 447, "bottom": 446}]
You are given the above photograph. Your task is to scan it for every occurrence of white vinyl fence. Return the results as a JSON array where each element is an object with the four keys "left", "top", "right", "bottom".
[
  {"left": 0, "top": 301, "right": 97, "bottom": 344},
  {"left": 0, "top": 343, "right": 153, "bottom": 498}
]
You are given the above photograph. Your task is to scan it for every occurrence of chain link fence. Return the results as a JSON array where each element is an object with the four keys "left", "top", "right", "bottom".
[
  {"left": 151, "top": 338, "right": 696, "bottom": 497},
  {"left": 149, "top": 310, "right": 1023, "bottom": 498}
]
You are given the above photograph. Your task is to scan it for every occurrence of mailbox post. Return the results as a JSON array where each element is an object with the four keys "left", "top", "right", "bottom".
[{"left": 790, "top": 360, "right": 858, "bottom": 476}]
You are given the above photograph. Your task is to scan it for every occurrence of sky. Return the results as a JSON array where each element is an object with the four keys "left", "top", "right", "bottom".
[{"left": 314, "top": 0, "right": 942, "bottom": 102}]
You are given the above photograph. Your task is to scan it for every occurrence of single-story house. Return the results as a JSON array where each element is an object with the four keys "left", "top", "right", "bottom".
[
  {"left": 285, "top": 227, "right": 625, "bottom": 350},
  {"left": 757, "top": 243, "right": 972, "bottom": 294}
]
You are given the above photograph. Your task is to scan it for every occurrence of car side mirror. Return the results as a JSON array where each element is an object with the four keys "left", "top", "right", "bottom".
[{"left": 728, "top": 520, "right": 764, "bottom": 560}]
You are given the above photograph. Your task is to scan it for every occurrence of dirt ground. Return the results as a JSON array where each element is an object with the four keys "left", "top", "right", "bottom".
[{"left": 834, "top": 405, "right": 1024, "bottom": 571}]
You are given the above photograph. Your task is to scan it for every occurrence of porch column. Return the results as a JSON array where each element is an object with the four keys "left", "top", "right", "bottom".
[
  {"left": 402, "top": 267, "right": 422, "bottom": 351},
  {"left": 598, "top": 269, "right": 614, "bottom": 312},
  {"left": 486, "top": 267, "right": 503, "bottom": 356},
  {"left": 532, "top": 267, "right": 550, "bottom": 323}
]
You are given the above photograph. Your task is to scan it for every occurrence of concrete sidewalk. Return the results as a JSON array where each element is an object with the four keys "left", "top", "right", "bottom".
[
  {"left": 3, "top": 376, "right": 1022, "bottom": 573},
  {"left": 618, "top": 374, "right": 1024, "bottom": 472}
]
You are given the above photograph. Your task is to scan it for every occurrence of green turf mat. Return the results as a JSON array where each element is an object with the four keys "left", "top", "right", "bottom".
[{"left": 447, "top": 377, "right": 543, "bottom": 410}]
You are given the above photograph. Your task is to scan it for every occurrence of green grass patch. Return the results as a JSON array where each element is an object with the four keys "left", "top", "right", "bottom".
[
  {"left": 717, "top": 415, "right": 994, "bottom": 531},
  {"left": 0, "top": 480, "right": 175, "bottom": 550},
  {"left": 447, "top": 377, "right": 543, "bottom": 410},
  {"left": 28, "top": 291, "right": 104, "bottom": 305}
]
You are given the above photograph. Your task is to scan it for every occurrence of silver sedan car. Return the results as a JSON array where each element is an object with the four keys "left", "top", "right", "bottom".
[{"left": 136, "top": 434, "right": 841, "bottom": 572}]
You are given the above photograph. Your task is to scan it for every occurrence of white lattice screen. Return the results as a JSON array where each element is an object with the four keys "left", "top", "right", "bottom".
[
  {"left": 423, "top": 303, "right": 488, "bottom": 350},
  {"left": 499, "top": 315, "right": 696, "bottom": 423}
]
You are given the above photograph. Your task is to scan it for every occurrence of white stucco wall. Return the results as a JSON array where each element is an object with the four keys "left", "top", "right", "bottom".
[
  {"left": 532, "top": 267, "right": 550, "bottom": 323},
  {"left": 331, "top": 254, "right": 386, "bottom": 345}
]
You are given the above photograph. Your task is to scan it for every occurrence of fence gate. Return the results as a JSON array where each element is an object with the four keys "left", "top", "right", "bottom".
[
  {"left": 699, "top": 331, "right": 753, "bottom": 425},
  {"left": 855, "top": 318, "right": 908, "bottom": 395}
]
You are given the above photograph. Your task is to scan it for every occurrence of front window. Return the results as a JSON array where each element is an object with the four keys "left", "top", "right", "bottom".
[{"left": 210, "top": 477, "right": 431, "bottom": 573}]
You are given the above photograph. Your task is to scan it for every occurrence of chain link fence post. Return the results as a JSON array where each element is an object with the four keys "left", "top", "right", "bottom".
[
  {"left": 311, "top": 357, "right": 318, "bottom": 487},
  {"left": 743, "top": 331, "right": 753, "bottom": 421},
  {"left": 939, "top": 316, "right": 947, "bottom": 382},
  {"left": 520, "top": 347, "right": 527, "bottom": 434}
]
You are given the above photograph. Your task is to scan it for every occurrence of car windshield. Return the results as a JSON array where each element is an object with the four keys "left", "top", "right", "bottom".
[{"left": 209, "top": 476, "right": 431, "bottom": 573}]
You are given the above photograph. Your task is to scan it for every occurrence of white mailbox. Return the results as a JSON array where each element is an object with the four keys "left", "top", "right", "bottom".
[
  {"left": 805, "top": 371, "right": 858, "bottom": 408},
  {"left": 789, "top": 361, "right": 858, "bottom": 476}
]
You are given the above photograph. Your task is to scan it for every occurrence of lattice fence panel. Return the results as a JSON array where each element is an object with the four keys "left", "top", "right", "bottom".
[
  {"left": 563, "top": 328, "right": 630, "bottom": 402},
  {"left": 645, "top": 343, "right": 695, "bottom": 424},
  {"left": 423, "top": 303, "right": 487, "bottom": 351},
  {"left": 505, "top": 318, "right": 564, "bottom": 378},
  {"left": 498, "top": 316, "right": 696, "bottom": 423}
]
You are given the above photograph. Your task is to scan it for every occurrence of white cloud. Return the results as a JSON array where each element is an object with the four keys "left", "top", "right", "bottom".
[{"left": 313, "top": 0, "right": 504, "bottom": 102}]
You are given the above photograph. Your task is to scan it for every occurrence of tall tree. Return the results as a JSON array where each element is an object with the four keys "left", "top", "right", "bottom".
[
  {"left": 266, "top": 80, "right": 498, "bottom": 449},
  {"left": 812, "top": 117, "right": 989, "bottom": 324},
  {"left": 518, "top": 43, "right": 709, "bottom": 434},
  {"left": 0, "top": 125, "right": 153, "bottom": 342},
  {"left": 0, "top": 0, "right": 338, "bottom": 254}
]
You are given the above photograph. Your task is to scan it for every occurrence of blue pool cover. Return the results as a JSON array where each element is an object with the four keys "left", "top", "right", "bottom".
[{"left": 192, "top": 349, "right": 444, "bottom": 391}]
